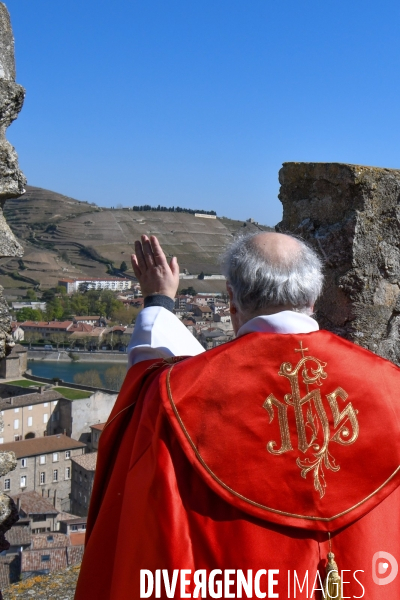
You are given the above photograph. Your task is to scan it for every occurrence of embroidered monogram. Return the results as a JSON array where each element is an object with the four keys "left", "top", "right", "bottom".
[{"left": 263, "top": 341, "right": 359, "bottom": 498}]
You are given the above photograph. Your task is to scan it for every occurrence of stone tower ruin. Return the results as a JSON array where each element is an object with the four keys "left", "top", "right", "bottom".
[
  {"left": 0, "top": 1, "right": 26, "bottom": 557},
  {"left": 278, "top": 162, "right": 400, "bottom": 365}
]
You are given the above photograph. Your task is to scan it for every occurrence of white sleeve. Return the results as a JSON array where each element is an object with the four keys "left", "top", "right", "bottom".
[{"left": 127, "top": 306, "right": 205, "bottom": 366}]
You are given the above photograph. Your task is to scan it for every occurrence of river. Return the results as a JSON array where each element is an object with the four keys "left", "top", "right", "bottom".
[{"left": 27, "top": 360, "right": 127, "bottom": 388}]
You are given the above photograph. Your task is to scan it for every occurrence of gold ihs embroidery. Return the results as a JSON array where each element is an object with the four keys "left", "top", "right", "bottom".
[{"left": 263, "top": 341, "right": 359, "bottom": 498}]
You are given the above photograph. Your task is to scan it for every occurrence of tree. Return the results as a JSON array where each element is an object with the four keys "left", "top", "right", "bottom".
[
  {"left": 180, "top": 286, "right": 196, "bottom": 296},
  {"left": 23, "top": 331, "right": 40, "bottom": 348},
  {"left": 45, "top": 297, "right": 64, "bottom": 321},
  {"left": 78, "top": 282, "right": 90, "bottom": 293},
  {"left": 100, "top": 290, "right": 122, "bottom": 319},
  {"left": 86, "top": 290, "right": 102, "bottom": 315},
  {"left": 198, "top": 272, "right": 205, "bottom": 280},
  {"left": 110, "top": 306, "right": 140, "bottom": 326},
  {"left": 25, "top": 288, "right": 37, "bottom": 301},
  {"left": 79, "top": 335, "right": 94, "bottom": 351},
  {"left": 55, "top": 285, "right": 67, "bottom": 296},
  {"left": 41, "top": 289, "right": 56, "bottom": 303},
  {"left": 104, "top": 365, "right": 126, "bottom": 391},
  {"left": 70, "top": 293, "right": 89, "bottom": 316},
  {"left": 48, "top": 332, "right": 69, "bottom": 350},
  {"left": 74, "top": 370, "right": 103, "bottom": 388},
  {"left": 16, "top": 307, "right": 43, "bottom": 322},
  {"left": 120, "top": 261, "right": 128, "bottom": 272},
  {"left": 120, "top": 333, "right": 132, "bottom": 349},
  {"left": 102, "top": 332, "right": 119, "bottom": 350}
]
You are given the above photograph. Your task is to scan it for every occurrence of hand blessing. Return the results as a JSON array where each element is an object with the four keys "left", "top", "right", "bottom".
[{"left": 131, "top": 235, "right": 179, "bottom": 300}]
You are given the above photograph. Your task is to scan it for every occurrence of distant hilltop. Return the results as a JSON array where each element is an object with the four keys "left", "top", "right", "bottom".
[
  {"left": 2, "top": 186, "right": 273, "bottom": 296},
  {"left": 120, "top": 204, "right": 217, "bottom": 216}
]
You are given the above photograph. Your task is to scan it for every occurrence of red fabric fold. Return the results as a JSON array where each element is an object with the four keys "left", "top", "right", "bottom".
[{"left": 75, "top": 332, "right": 400, "bottom": 600}]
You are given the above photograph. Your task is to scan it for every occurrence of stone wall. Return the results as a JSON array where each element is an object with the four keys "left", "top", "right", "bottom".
[
  {"left": 0, "top": 2, "right": 26, "bottom": 560},
  {"left": 0, "top": 2, "right": 25, "bottom": 359},
  {"left": 58, "top": 391, "right": 117, "bottom": 443},
  {"left": 278, "top": 162, "right": 400, "bottom": 364}
]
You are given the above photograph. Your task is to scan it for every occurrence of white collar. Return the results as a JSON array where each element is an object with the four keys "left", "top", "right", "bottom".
[{"left": 237, "top": 311, "right": 319, "bottom": 338}]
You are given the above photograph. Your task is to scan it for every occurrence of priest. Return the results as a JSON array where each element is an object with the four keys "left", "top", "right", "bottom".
[{"left": 75, "top": 232, "right": 400, "bottom": 600}]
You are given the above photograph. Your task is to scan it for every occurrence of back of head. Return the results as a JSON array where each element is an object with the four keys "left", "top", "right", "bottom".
[{"left": 221, "top": 232, "right": 324, "bottom": 317}]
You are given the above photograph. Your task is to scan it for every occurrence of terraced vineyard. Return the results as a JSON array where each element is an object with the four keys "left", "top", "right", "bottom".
[{"left": 2, "top": 186, "right": 272, "bottom": 295}]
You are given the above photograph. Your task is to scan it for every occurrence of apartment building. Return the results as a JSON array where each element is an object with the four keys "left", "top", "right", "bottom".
[
  {"left": 90, "top": 423, "right": 105, "bottom": 451},
  {"left": 0, "top": 389, "right": 64, "bottom": 444},
  {"left": 12, "top": 301, "right": 47, "bottom": 312},
  {"left": 58, "top": 277, "right": 131, "bottom": 294},
  {"left": 192, "top": 305, "right": 213, "bottom": 319},
  {"left": 1, "top": 435, "right": 86, "bottom": 512},
  {"left": 19, "top": 321, "right": 73, "bottom": 338},
  {"left": 10, "top": 491, "right": 59, "bottom": 534},
  {"left": 71, "top": 452, "right": 97, "bottom": 517}
]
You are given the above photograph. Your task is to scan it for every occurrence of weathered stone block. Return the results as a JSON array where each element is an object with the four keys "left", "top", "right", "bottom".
[
  {"left": 0, "top": 2, "right": 26, "bottom": 571},
  {"left": 0, "top": 80, "right": 26, "bottom": 204},
  {"left": 278, "top": 162, "right": 400, "bottom": 365},
  {"left": 0, "top": 2, "right": 15, "bottom": 81}
]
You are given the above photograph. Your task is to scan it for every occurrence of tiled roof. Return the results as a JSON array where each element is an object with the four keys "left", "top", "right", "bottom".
[
  {"left": 11, "top": 491, "right": 58, "bottom": 516},
  {"left": 20, "top": 321, "right": 73, "bottom": 330},
  {"left": 31, "top": 533, "right": 70, "bottom": 549},
  {"left": 71, "top": 451, "right": 97, "bottom": 471},
  {"left": 90, "top": 423, "right": 105, "bottom": 431},
  {"left": 5, "top": 523, "right": 31, "bottom": 546},
  {"left": 59, "top": 517, "right": 87, "bottom": 526},
  {"left": 70, "top": 532, "right": 86, "bottom": 546},
  {"left": 69, "top": 326, "right": 105, "bottom": 338},
  {"left": 0, "top": 434, "right": 86, "bottom": 458},
  {"left": 0, "top": 390, "right": 63, "bottom": 411},
  {"left": 73, "top": 316, "right": 100, "bottom": 321},
  {"left": 56, "top": 512, "right": 79, "bottom": 522},
  {"left": 67, "top": 323, "right": 94, "bottom": 333}
]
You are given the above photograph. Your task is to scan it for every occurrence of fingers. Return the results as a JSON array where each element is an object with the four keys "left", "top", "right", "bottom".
[
  {"left": 131, "top": 254, "right": 141, "bottom": 278},
  {"left": 134, "top": 234, "right": 172, "bottom": 272},
  {"left": 141, "top": 235, "right": 155, "bottom": 267},
  {"left": 169, "top": 255, "right": 179, "bottom": 277},
  {"left": 134, "top": 239, "right": 148, "bottom": 271},
  {"left": 150, "top": 235, "right": 168, "bottom": 267}
]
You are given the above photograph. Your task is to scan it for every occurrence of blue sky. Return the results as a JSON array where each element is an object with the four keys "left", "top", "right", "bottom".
[{"left": 5, "top": 0, "right": 400, "bottom": 225}]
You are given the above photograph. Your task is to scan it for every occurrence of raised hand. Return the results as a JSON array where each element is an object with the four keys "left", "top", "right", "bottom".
[{"left": 131, "top": 235, "right": 180, "bottom": 300}]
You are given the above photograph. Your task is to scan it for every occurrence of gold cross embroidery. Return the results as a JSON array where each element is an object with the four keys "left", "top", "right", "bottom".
[{"left": 263, "top": 341, "right": 359, "bottom": 498}]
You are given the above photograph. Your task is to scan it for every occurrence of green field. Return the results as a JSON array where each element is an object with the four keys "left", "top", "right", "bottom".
[
  {"left": 7, "top": 379, "right": 45, "bottom": 388},
  {"left": 55, "top": 387, "right": 92, "bottom": 400},
  {"left": 6, "top": 379, "right": 91, "bottom": 400}
]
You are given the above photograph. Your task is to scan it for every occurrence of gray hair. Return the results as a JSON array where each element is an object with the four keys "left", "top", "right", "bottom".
[{"left": 220, "top": 232, "right": 323, "bottom": 316}]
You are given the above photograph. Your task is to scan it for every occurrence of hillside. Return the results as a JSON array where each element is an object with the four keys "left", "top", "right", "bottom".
[{"left": 1, "top": 186, "right": 272, "bottom": 296}]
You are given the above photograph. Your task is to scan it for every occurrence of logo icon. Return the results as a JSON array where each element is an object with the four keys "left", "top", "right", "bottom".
[
  {"left": 263, "top": 341, "right": 359, "bottom": 497},
  {"left": 372, "top": 551, "right": 398, "bottom": 585}
]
